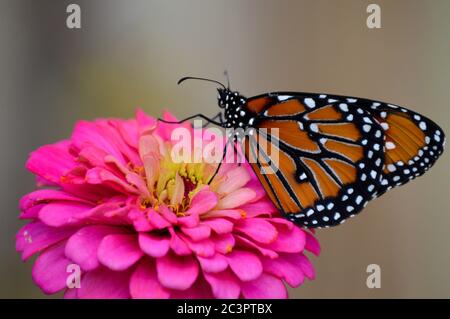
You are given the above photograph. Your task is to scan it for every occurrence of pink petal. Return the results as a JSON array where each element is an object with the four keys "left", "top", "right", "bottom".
[
  {"left": 77, "top": 266, "right": 131, "bottom": 299},
  {"left": 64, "top": 287, "right": 78, "bottom": 299},
  {"left": 159, "top": 205, "right": 178, "bottom": 224},
  {"left": 71, "top": 120, "right": 126, "bottom": 164},
  {"left": 16, "top": 221, "right": 75, "bottom": 260},
  {"left": 197, "top": 254, "right": 228, "bottom": 273},
  {"left": 204, "top": 270, "right": 240, "bottom": 299},
  {"left": 181, "top": 224, "right": 211, "bottom": 241},
  {"left": 97, "top": 234, "right": 143, "bottom": 271},
  {"left": 169, "top": 228, "right": 192, "bottom": 255},
  {"left": 185, "top": 190, "right": 218, "bottom": 215},
  {"left": 156, "top": 253, "right": 199, "bottom": 290},
  {"left": 202, "top": 209, "right": 244, "bottom": 220},
  {"left": 128, "top": 208, "right": 153, "bottom": 232},
  {"left": 138, "top": 233, "right": 170, "bottom": 258},
  {"left": 262, "top": 256, "right": 305, "bottom": 287},
  {"left": 213, "top": 233, "right": 235, "bottom": 254},
  {"left": 130, "top": 259, "right": 170, "bottom": 299},
  {"left": 181, "top": 236, "right": 215, "bottom": 258},
  {"left": 85, "top": 167, "right": 139, "bottom": 194},
  {"left": 20, "top": 203, "right": 44, "bottom": 219},
  {"left": 239, "top": 199, "right": 277, "bottom": 218},
  {"left": 65, "top": 225, "right": 126, "bottom": 271},
  {"left": 177, "top": 213, "right": 200, "bottom": 228},
  {"left": 226, "top": 250, "right": 263, "bottom": 281},
  {"left": 136, "top": 109, "right": 158, "bottom": 135},
  {"left": 38, "top": 202, "right": 93, "bottom": 227},
  {"left": 305, "top": 231, "right": 321, "bottom": 256},
  {"left": 147, "top": 209, "right": 171, "bottom": 229},
  {"left": 19, "top": 189, "right": 92, "bottom": 211},
  {"left": 216, "top": 166, "right": 251, "bottom": 195},
  {"left": 241, "top": 273, "right": 287, "bottom": 299},
  {"left": 170, "top": 277, "right": 213, "bottom": 299},
  {"left": 234, "top": 235, "right": 278, "bottom": 259},
  {"left": 32, "top": 242, "right": 72, "bottom": 294},
  {"left": 26, "top": 141, "right": 78, "bottom": 184},
  {"left": 216, "top": 188, "right": 256, "bottom": 209},
  {"left": 202, "top": 218, "right": 233, "bottom": 234},
  {"left": 283, "top": 253, "right": 316, "bottom": 280},
  {"left": 235, "top": 218, "right": 278, "bottom": 244},
  {"left": 263, "top": 221, "right": 305, "bottom": 253}
]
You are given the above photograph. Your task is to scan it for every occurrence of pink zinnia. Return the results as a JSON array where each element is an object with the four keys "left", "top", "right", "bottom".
[{"left": 16, "top": 110, "right": 320, "bottom": 299}]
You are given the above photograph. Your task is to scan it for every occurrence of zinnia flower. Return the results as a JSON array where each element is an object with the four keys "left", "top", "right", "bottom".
[{"left": 16, "top": 109, "right": 320, "bottom": 299}]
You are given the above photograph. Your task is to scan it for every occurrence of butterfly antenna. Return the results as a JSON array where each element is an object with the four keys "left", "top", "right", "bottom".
[
  {"left": 177, "top": 76, "right": 226, "bottom": 89},
  {"left": 223, "top": 70, "right": 230, "bottom": 89}
]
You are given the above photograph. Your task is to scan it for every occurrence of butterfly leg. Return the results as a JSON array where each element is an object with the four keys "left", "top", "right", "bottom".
[
  {"left": 202, "top": 112, "right": 224, "bottom": 128},
  {"left": 233, "top": 142, "right": 243, "bottom": 166},
  {"left": 207, "top": 138, "right": 230, "bottom": 184},
  {"left": 158, "top": 113, "right": 224, "bottom": 127}
]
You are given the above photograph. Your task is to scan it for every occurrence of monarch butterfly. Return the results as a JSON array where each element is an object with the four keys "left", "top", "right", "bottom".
[{"left": 160, "top": 76, "right": 445, "bottom": 228}]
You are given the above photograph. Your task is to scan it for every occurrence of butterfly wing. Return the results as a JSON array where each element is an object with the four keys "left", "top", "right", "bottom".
[
  {"left": 243, "top": 93, "right": 387, "bottom": 227},
  {"left": 281, "top": 93, "right": 446, "bottom": 196}
]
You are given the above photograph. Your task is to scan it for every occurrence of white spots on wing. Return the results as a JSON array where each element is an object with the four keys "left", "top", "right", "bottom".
[
  {"left": 381, "top": 122, "right": 390, "bottom": 131},
  {"left": 304, "top": 98, "right": 316, "bottom": 108},
  {"left": 339, "top": 103, "right": 349, "bottom": 112},
  {"left": 375, "top": 158, "right": 382, "bottom": 167},
  {"left": 319, "top": 94, "right": 327, "bottom": 98},
  {"left": 363, "top": 117, "right": 373, "bottom": 124},
  {"left": 355, "top": 195, "right": 363, "bottom": 205},
  {"left": 370, "top": 170, "right": 377, "bottom": 179},
  {"left": 299, "top": 172, "right": 307, "bottom": 181},
  {"left": 419, "top": 121, "right": 427, "bottom": 130},
  {"left": 277, "top": 95, "right": 291, "bottom": 101},
  {"left": 387, "top": 164, "right": 396, "bottom": 172},
  {"left": 310, "top": 123, "right": 319, "bottom": 132},
  {"left": 386, "top": 141, "right": 396, "bottom": 150},
  {"left": 333, "top": 212, "right": 341, "bottom": 220},
  {"left": 347, "top": 98, "right": 357, "bottom": 103},
  {"left": 346, "top": 114, "right": 354, "bottom": 121},
  {"left": 375, "top": 130, "right": 382, "bottom": 138}
]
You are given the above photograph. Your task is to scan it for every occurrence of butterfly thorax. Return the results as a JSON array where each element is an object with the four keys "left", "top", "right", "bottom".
[{"left": 217, "top": 88, "right": 254, "bottom": 130}]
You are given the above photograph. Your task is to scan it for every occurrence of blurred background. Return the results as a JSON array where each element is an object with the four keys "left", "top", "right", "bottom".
[{"left": 1, "top": 0, "right": 449, "bottom": 298}]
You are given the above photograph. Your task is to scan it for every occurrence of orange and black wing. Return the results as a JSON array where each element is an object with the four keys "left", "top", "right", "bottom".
[
  {"left": 243, "top": 93, "right": 387, "bottom": 228},
  {"left": 283, "top": 93, "right": 446, "bottom": 197}
]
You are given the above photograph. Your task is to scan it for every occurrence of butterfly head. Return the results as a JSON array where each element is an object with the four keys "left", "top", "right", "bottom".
[{"left": 217, "top": 88, "right": 246, "bottom": 109}]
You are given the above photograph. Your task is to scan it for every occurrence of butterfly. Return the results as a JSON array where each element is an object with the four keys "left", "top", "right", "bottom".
[{"left": 161, "top": 76, "right": 445, "bottom": 228}]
